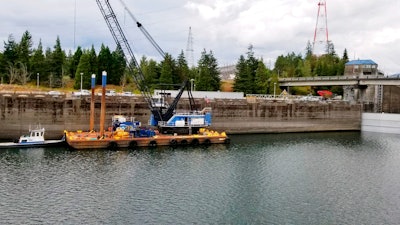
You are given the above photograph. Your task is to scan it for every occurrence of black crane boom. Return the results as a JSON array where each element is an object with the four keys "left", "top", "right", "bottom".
[
  {"left": 95, "top": 0, "right": 155, "bottom": 110},
  {"left": 95, "top": 0, "right": 194, "bottom": 125},
  {"left": 117, "top": 0, "right": 165, "bottom": 58}
]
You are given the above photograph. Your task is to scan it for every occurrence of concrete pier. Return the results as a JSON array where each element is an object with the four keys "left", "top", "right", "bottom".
[{"left": 362, "top": 113, "right": 400, "bottom": 134}]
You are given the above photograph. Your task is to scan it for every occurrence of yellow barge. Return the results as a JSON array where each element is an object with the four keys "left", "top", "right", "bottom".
[
  {"left": 64, "top": 128, "right": 229, "bottom": 150},
  {"left": 64, "top": 72, "right": 229, "bottom": 150}
]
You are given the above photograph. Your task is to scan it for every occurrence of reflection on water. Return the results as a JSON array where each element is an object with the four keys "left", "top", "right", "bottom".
[{"left": 1, "top": 132, "right": 400, "bottom": 224}]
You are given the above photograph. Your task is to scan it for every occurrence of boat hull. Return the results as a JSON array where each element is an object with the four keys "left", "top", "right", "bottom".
[
  {"left": 64, "top": 130, "right": 229, "bottom": 150},
  {"left": 0, "top": 139, "right": 66, "bottom": 149}
]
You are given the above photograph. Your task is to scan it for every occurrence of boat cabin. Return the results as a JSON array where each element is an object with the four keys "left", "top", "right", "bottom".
[{"left": 19, "top": 127, "right": 45, "bottom": 143}]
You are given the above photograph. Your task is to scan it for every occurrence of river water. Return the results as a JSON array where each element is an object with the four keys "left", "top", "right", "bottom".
[{"left": 1, "top": 131, "right": 400, "bottom": 224}]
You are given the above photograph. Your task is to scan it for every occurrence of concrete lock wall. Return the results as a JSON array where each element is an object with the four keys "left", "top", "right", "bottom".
[
  {"left": 362, "top": 112, "right": 400, "bottom": 134},
  {"left": 0, "top": 94, "right": 362, "bottom": 140}
]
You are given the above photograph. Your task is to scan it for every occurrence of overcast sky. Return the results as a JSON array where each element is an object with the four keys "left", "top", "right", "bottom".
[{"left": 1, "top": 0, "right": 400, "bottom": 74}]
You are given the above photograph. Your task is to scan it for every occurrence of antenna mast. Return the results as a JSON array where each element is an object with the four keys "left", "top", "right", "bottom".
[
  {"left": 186, "top": 27, "right": 194, "bottom": 67},
  {"left": 312, "top": 0, "right": 329, "bottom": 55}
]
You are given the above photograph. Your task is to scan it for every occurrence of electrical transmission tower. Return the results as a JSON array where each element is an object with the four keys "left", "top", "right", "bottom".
[
  {"left": 186, "top": 27, "right": 194, "bottom": 68},
  {"left": 312, "top": 0, "right": 329, "bottom": 55}
]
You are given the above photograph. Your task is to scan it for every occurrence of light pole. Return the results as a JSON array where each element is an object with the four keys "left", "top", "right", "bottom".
[
  {"left": 274, "top": 82, "right": 276, "bottom": 98},
  {"left": 37, "top": 73, "right": 39, "bottom": 89},
  {"left": 190, "top": 79, "right": 194, "bottom": 92},
  {"left": 80, "top": 72, "right": 83, "bottom": 93}
]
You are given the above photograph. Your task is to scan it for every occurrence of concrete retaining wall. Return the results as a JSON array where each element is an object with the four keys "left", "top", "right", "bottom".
[
  {"left": 0, "top": 93, "right": 362, "bottom": 140},
  {"left": 362, "top": 112, "right": 400, "bottom": 134}
]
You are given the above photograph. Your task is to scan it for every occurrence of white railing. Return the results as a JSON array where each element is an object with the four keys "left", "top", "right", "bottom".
[
  {"left": 246, "top": 94, "right": 325, "bottom": 101},
  {"left": 279, "top": 75, "right": 400, "bottom": 82}
]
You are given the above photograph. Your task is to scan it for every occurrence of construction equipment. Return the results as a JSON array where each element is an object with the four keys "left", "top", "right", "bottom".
[
  {"left": 117, "top": 0, "right": 165, "bottom": 58},
  {"left": 95, "top": 0, "right": 210, "bottom": 134}
]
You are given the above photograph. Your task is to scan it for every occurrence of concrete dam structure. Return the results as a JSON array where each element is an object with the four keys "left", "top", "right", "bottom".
[{"left": 0, "top": 92, "right": 362, "bottom": 140}]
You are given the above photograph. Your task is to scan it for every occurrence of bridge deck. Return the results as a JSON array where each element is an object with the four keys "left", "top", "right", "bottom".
[{"left": 279, "top": 75, "right": 400, "bottom": 86}]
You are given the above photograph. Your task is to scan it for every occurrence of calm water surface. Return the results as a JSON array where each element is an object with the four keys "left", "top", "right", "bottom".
[{"left": 1, "top": 131, "right": 400, "bottom": 224}]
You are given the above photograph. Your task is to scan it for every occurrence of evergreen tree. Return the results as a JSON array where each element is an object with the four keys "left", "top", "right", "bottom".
[
  {"left": 337, "top": 48, "right": 349, "bottom": 75},
  {"left": 97, "top": 44, "right": 112, "bottom": 84},
  {"left": 307, "top": 54, "right": 318, "bottom": 77},
  {"left": 43, "top": 47, "right": 53, "bottom": 83},
  {"left": 0, "top": 30, "right": 353, "bottom": 94},
  {"left": 233, "top": 55, "right": 248, "bottom": 93},
  {"left": 3, "top": 35, "right": 18, "bottom": 65},
  {"left": 49, "top": 36, "right": 65, "bottom": 87},
  {"left": 274, "top": 55, "right": 286, "bottom": 76},
  {"left": 69, "top": 46, "right": 82, "bottom": 79},
  {"left": 246, "top": 45, "right": 259, "bottom": 93},
  {"left": 159, "top": 53, "right": 175, "bottom": 89},
  {"left": 342, "top": 48, "right": 349, "bottom": 63},
  {"left": 74, "top": 51, "right": 91, "bottom": 89},
  {"left": 274, "top": 52, "right": 302, "bottom": 78},
  {"left": 65, "top": 50, "right": 73, "bottom": 75},
  {"left": 196, "top": 49, "right": 220, "bottom": 91},
  {"left": 140, "top": 56, "right": 159, "bottom": 90},
  {"left": 176, "top": 50, "right": 189, "bottom": 83},
  {"left": 233, "top": 45, "right": 265, "bottom": 94},
  {"left": 301, "top": 59, "right": 312, "bottom": 77},
  {"left": 88, "top": 45, "right": 98, "bottom": 77},
  {"left": 187, "top": 67, "right": 198, "bottom": 80},
  {"left": 18, "top": 30, "right": 33, "bottom": 71},
  {"left": 110, "top": 45, "right": 125, "bottom": 85},
  {"left": 2, "top": 31, "right": 32, "bottom": 85},
  {"left": 1, "top": 35, "right": 19, "bottom": 82},
  {"left": 139, "top": 56, "right": 149, "bottom": 86},
  {"left": 30, "top": 40, "right": 46, "bottom": 84},
  {"left": 254, "top": 60, "right": 270, "bottom": 94},
  {"left": 295, "top": 60, "right": 304, "bottom": 77}
]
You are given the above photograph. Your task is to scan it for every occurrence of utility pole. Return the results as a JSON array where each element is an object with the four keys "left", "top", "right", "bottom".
[
  {"left": 80, "top": 72, "right": 83, "bottom": 93},
  {"left": 190, "top": 79, "right": 194, "bottom": 92}
]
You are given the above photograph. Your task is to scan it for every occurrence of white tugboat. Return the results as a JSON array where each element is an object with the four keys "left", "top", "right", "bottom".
[{"left": 0, "top": 127, "right": 65, "bottom": 149}]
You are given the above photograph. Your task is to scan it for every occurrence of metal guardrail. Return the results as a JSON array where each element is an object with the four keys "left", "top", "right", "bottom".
[
  {"left": 0, "top": 90, "right": 144, "bottom": 99},
  {"left": 0, "top": 90, "right": 48, "bottom": 95},
  {"left": 279, "top": 75, "right": 400, "bottom": 86},
  {"left": 246, "top": 94, "right": 325, "bottom": 101},
  {"left": 279, "top": 76, "right": 355, "bottom": 81},
  {"left": 0, "top": 90, "right": 65, "bottom": 98},
  {"left": 279, "top": 75, "right": 400, "bottom": 81}
]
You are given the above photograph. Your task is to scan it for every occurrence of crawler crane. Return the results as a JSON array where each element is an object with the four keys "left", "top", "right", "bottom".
[{"left": 95, "top": 0, "right": 211, "bottom": 134}]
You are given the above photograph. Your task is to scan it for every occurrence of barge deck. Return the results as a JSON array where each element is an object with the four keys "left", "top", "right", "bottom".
[{"left": 64, "top": 128, "right": 229, "bottom": 150}]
